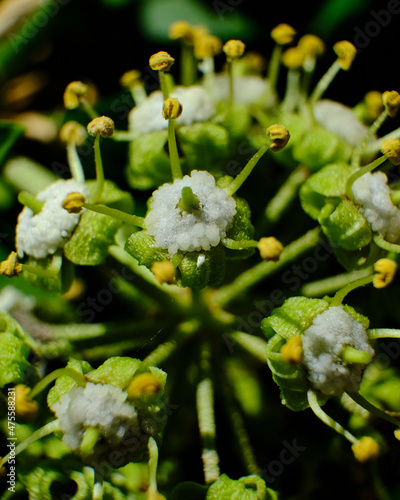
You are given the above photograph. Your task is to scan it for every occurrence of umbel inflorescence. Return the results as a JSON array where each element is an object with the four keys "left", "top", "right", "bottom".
[{"left": 2, "top": 18, "right": 400, "bottom": 499}]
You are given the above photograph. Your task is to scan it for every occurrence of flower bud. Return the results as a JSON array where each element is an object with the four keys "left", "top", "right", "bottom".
[
  {"left": 266, "top": 124, "right": 290, "bottom": 152},
  {"left": 223, "top": 39, "right": 245, "bottom": 61},
  {"left": 258, "top": 236, "right": 284, "bottom": 261},
  {"left": 194, "top": 34, "right": 222, "bottom": 59},
  {"left": 281, "top": 47, "right": 305, "bottom": 69},
  {"left": 126, "top": 373, "right": 163, "bottom": 399},
  {"left": 333, "top": 40, "right": 356, "bottom": 70},
  {"left": 381, "top": 138, "right": 400, "bottom": 165},
  {"left": 162, "top": 98, "right": 183, "bottom": 120},
  {"left": 383, "top": 90, "right": 400, "bottom": 117},
  {"left": 270, "top": 23, "right": 296, "bottom": 45},
  {"left": 87, "top": 116, "right": 114, "bottom": 138},
  {"left": 373, "top": 258, "right": 397, "bottom": 288},
  {"left": 119, "top": 69, "right": 142, "bottom": 89},
  {"left": 352, "top": 437, "right": 380, "bottom": 462},
  {"left": 60, "top": 121, "right": 87, "bottom": 146},
  {"left": 149, "top": 51, "right": 175, "bottom": 72},
  {"left": 14, "top": 385, "right": 38, "bottom": 419},
  {"left": 365, "top": 90, "right": 384, "bottom": 121},
  {"left": 169, "top": 20, "right": 194, "bottom": 43},
  {"left": 151, "top": 260, "right": 176, "bottom": 285},
  {"left": 280, "top": 335, "right": 303, "bottom": 364},
  {"left": 298, "top": 34, "right": 325, "bottom": 58}
]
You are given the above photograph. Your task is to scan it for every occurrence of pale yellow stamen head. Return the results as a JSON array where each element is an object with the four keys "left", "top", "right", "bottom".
[
  {"left": 162, "top": 98, "right": 183, "bottom": 121},
  {"left": 169, "top": 20, "right": 194, "bottom": 42},
  {"left": 87, "top": 116, "right": 115, "bottom": 138},
  {"left": 298, "top": 34, "right": 325, "bottom": 58},
  {"left": 243, "top": 52, "right": 267, "bottom": 72},
  {"left": 382, "top": 90, "right": 400, "bottom": 117},
  {"left": 151, "top": 260, "right": 176, "bottom": 285},
  {"left": 381, "top": 138, "right": 400, "bottom": 165},
  {"left": 333, "top": 40, "right": 356, "bottom": 70},
  {"left": 258, "top": 236, "right": 284, "bottom": 261},
  {"left": 352, "top": 436, "right": 380, "bottom": 462},
  {"left": 373, "top": 258, "right": 397, "bottom": 288},
  {"left": 14, "top": 385, "right": 38, "bottom": 419},
  {"left": 119, "top": 69, "right": 142, "bottom": 89},
  {"left": 63, "top": 81, "right": 89, "bottom": 110},
  {"left": 60, "top": 121, "right": 87, "bottom": 146},
  {"left": 62, "top": 192, "right": 86, "bottom": 214},
  {"left": 365, "top": 91, "right": 384, "bottom": 121},
  {"left": 266, "top": 124, "right": 290, "bottom": 152},
  {"left": 194, "top": 34, "right": 222, "bottom": 59},
  {"left": 280, "top": 335, "right": 303, "bottom": 364},
  {"left": 149, "top": 51, "right": 175, "bottom": 72},
  {"left": 281, "top": 46, "right": 305, "bottom": 69},
  {"left": 223, "top": 39, "right": 246, "bottom": 62},
  {"left": 270, "top": 24, "right": 296, "bottom": 45},
  {"left": 0, "top": 251, "right": 22, "bottom": 278},
  {"left": 126, "top": 373, "right": 163, "bottom": 399}
]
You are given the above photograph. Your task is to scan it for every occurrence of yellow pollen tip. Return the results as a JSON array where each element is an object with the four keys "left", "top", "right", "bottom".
[
  {"left": 266, "top": 124, "right": 290, "bottom": 152},
  {"left": 87, "top": 116, "right": 114, "bottom": 138},
  {"left": 365, "top": 91, "right": 384, "bottom": 121},
  {"left": 270, "top": 23, "right": 296, "bottom": 45},
  {"left": 62, "top": 192, "right": 86, "bottom": 214},
  {"left": 280, "top": 335, "right": 303, "bottom": 364},
  {"left": 242, "top": 52, "right": 267, "bottom": 72},
  {"left": 381, "top": 138, "right": 400, "bottom": 165},
  {"left": 281, "top": 46, "right": 305, "bottom": 69},
  {"left": 352, "top": 436, "right": 380, "bottom": 462},
  {"left": 151, "top": 260, "right": 176, "bottom": 285},
  {"left": 63, "top": 81, "right": 89, "bottom": 110},
  {"left": 126, "top": 373, "right": 163, "bottom": 399},
  {"left": 162, "top": 98, "right": 183, "bottom": 121},
  {"left": 373, "top": 258, "right": 397, "bottom": 288},
  {"left": 194, "top": 34, "right": 222, "bottom": 59},
  {"left": 149, "top": 51, "right": 175, "bottom": 72},
  {"left": 14, "top": 385, "right": 38, "bottom": 419},
  {"left": 258, "top": 236, "right": 284, "bottom": 261},
  {"left": 298, "top": 34, "right": 325, "bottom": 58},
  {"left": 59, "top": 121, "right": 87, "bottom": 146},
  {"left": 382, "top": 90, "right": 400, "bottom": 117},
  {"left": 119, "top": 69, "right": 142, "bottom": 89},
  {"left": 0, "top": 251, "right": 23, "bottom": 278},
  {"left": 333, "top": 40, "right": 356, "bottom": 70},
  {"left": 223, "top": 39, "right": 246, "bottom": 61},
  {"left": 169, "top": 20, "right": 194, "bottom": 43},
  {"left": 394, "top": 429, "right": 400, "bottom": 441}
]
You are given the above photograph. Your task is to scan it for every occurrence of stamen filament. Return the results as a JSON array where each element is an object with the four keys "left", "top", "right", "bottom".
[
  {"left": 91, "top": 135, "right": 105, "bottom": 203},
  {"left": 373, "top": 234, "right": 400, "bottom": 253},
  {"left": 281, "top": 69, "right": 302, "bottom": 114},
  {"left": 267, "top": 45, "right": 283, "bottom": 91},
  {"left": 347, "top": 391, "right": 400, "bottom": 428},
  {"left": 30, "top": 367, "right": 86, "bottom": 399},
  {"left": 80, "top": 99, "right": 98, "bottom": 121},
  {"left": 352, "top": 109, "right": 389, "bottom": 167},
  {"left": 82, "top": 202, "right": 146, "bottom": 228},
  {"left": 18, "top": 191, "right": 44, "bottom": 214},
  {"left": 147, "top": 437, "right": 161, "bottom": 498},
  {"left": 331, "top": 274, "right": 375, "bottom": 306},
  {"left": 221, "top": 238, "right": 259, "bottom": 250},
  {"left": 301, "top": 267, "right": 373, "bottom": 297},
  {"left": 93, "top": 481, "right": 103, "bottom": 500},
  {"left": 345, "top": 154, "right": 388, "bottom": 200},
  {"left": 167, "top": 118, "right": 183, "bottom": 180},
  {"left": 66, "top": 141, "right": 85, "bottom": 183},
  {"left": 159, "top": 71, "right": 170, "bottom": 101},
  {"left": 181, "top": 43, "right": 197, "bottom": 86},
  {"left": 368, "top": 328, "right": 400, "bottom": 339},
  {"left": 309, "top": 60, "right": 341, "bottom": 105}
]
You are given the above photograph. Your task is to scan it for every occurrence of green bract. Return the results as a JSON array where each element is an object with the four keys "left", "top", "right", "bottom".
[{"left": 206, "top": 474, "right": 278, "bottom": 500}]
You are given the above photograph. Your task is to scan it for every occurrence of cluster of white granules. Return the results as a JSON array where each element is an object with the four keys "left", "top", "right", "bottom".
[
  {"left": 16, "top": 179, "right": 88, "bottom": 259},
  {"left": 128, "top": 85, "right": 215, "bottom": 135},
  {"left": 313, "top": 99, "right": 369, "bottom": 147},
  {"left": 302, "top": 306, "right": 374, "bottom": 396},
  {"left": 352, "top": 171, "right": 400, "bottom": 243},
  {"left": 145, "top": 170, "right": 236, "bottom": 256},
  {"left": 52, "top": 382, "right": 137, "bottom": 451}
]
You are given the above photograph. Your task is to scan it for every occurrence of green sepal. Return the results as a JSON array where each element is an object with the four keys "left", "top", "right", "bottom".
[
  {"left": 124, "top": 230, "right": 169, "bottom": 267},
  {"left": 126, "top": 130, "right": 171, "bottom": 190},
  {"left": 318, "top": 199, "right": 372, "bottom": 251},
  {"left": 206, "top": 474, "right": 278, "bottom": 500},
  {"left": 178, "top": 122, "right": 230, "bottom": 172},
  {"left": 23, "top": 252, "right": 74, "bottom": 293},
  {"left": 299, "top": 162, "right": 354, "bottom": 219},
  {"left": 292, "top": 125, "right": 352, "bottom": 171},
  {"left": 224, "top": 196, "right": 255, "bottom": 260},
  {"left": 176, "top": 245, "right": 226, "bottom": 289},
  {"left": 0, "top": 311, "right": 33, "bottom": 387},
  {"left": 64, "top": 180, "right": 134, "bottom": 266}
]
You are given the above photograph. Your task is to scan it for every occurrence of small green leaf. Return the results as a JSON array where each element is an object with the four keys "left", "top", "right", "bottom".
[
  {"left": 85, "top": 356, "right": 142, "bottom": 388},
  {"left": 177, "top": 245, "right": 226, "bottom": 289},
  {"left": 206, "top": 474, "right": 277, "bottom": 500},
  {"left": 124, "top": 230, "right": 169, "bottom": 267}
]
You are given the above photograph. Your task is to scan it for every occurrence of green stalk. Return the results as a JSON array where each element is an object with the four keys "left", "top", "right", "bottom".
[
  {"left": 168, "top": 118, "right": 183, "bottom": 180},
  {"left": 66, "top": 142, "right": 85, "bottom": 183},
  {"left": 91, "top": 135, "right": 105, "bottom": 203},
  {"left": 80, "top": 99, "right": 98, "bottom": 121},
  {"left": 309, "top": 60, "right": 341, "bottom": 105},
  {"left": 221, "top": 238, "right": 259, "bottom": 250},
  {"left": 30, "top": 367, "right": 86, "bottom": 399},
  {"left": 267, "top": 45, "right": 282, "bottom": 91},
  {"left": 18, "top": 191, "right": 44, "bottom": 214},
  {"left": 352, "top": 109, "right": 389, "bottom": 168},
  {"left": 346, "top": 391, "right": 400, "bottom": 428},
  {"left": 301, "top": 267, "right": 373, "bottom": 298},
  {"left": 228, "top": 332, "right": 269, "bottom": 364},
  {"left": 368, "top": 328, "right": 400, "bottom": 340},
  {"left": 82, "top": 202, "right": 146, "bottom": 228},
  {"left": 330, "top": 274, "right": 375, "bottom": 307},
  {"left": 181, "top": 43, "right": 197, "bottom": 86},
  {"left": 373, "top": 234, "right": 400, "bottom": 253},
  {"left": 159, "top": 71, "right": 170, "bottom": 101},
  {"left": 345, "top": 154, "right": 387, "bottom": 201}
]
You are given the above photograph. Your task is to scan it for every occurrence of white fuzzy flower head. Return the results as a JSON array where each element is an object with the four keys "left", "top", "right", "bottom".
[
  {"left": 145, "top": 170, "right": 236, "bottom": 256},
  {"left": 52, "top": 382, "right": 137, "bottom": 452},
  {"left": 16, "top": 179, "right": 88, "bottom": 259},
  {"left": 302, "top": 306, "right": 374, "bottom": 396},
  {"left": 352, "top": 171, "right": 400, "bottom": 243},
  {"left": 128, "top": 85, "right": 215, "bottom": 135},
  {"left": 313, "top": 99, "right": 369, "bottom": 147}
]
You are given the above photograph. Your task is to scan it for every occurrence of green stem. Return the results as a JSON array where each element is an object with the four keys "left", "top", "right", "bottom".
[
  {"left": 18, "top": 191, "right": 44, "bottom": 214},
  {"left": 80, "top": 99, "right": 98, "bottom": 121},
  {"left": 346, "top": 391, "right": 400, "bottom": 428},
  {"left": 302, "top": 267, "right": 373, "bottom": 298},
  {"left": 307, "top": 390, "right": 357, "bottom": 444},
  {"left": 267, "top": 45, "right": 282, "bottom": 91},
  {"left": 281, "top": 69, "right": 301, "bottom": 114},
  {"left": 345, "top": 155, "right": 387, "bottom": 201},
  {"left": 214, "top": 227, "right": 321, "bottom": 307},
  {"left": 181, "top": 43, "right": 197, "bottom": 86},
  {"left": 147, "top": 437, "right": 160, "bottom": 495},
  {"left": 82, "top": 202, "right": 146, "bottom": 228},
  {"left": 309, "top": 60, "right": 341, "bottom": 105},
  {"left": 67, "top": 142, "right": 85, "bottom": 183},
  {"left": 227, "top": 61, "right": 234, "bottom": 110},
  {"left": 168, "top": 119, "right": 183, "bottom": 180},
  {"left": 352, "top": 109, "right": 389, "bottom": 168},
  {"left": 368, "top": 328, "right": 400, "bottom": 340},
  {"left": 221, "top": 238, "right": 259, "bottom": 250},
  {"left": 363, "top": 126, "right": 400, "bottom": 157},
  {"left": 159, "top": 71, "right": 170, "bottom": 101},
  {"left": 228, "top": 332, "right": 269, "bottom": 364},
  {"left": 224, "top": 143, "right": 270, "bottom": 196},
  {"left": 331, "top": 275, "right": 375, "bottom": 306},
  {"left": 30, "top": 367, "right": 86, "bottom": 399},
  {"left": 91, "top": 135, "right": 105, "bottom": 203},
  {"left": 373, "top": 234, "right": 400, "bottom": 253}
]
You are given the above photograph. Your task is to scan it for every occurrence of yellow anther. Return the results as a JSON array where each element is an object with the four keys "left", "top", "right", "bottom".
[
  {"left": 59, "top": 121, "right": 87, "bottom": 146},
  {"left": 381, "top": 138, "right": 400, "bottom": 165},
  {"left": 126, "top": 373, "right": 163, "bottom": 399},
  {"left": 223, "top": 39, "right": 246, "bottom": 61},
  {"left": 119, "top": 69, "right": 142, "bottom": 89},
  {"left": 87, "top": 116, "right": 115, "bottom": 138},
  {"left": 162, "top": 98, "right": 183, "bottom": 120},
  {"left": 298, "top": 34, "right": 325, "bottom": 58},
  {"left": 194, "top": 34, "right": 222, "bottom": 59},
  {"left": 62, "top": 192, "right": 86, "bottom": 214},
  {"left": 333, "top": 40, "right": 356, "bottom": 70},
  {"left": 382, "top": 90, "right": 400, "bottom": 118},
  {"left": 257, "top": 236, "right": 284, "bottom": 261},
  {"left": 14, "top": 385, "right": 38, "bottom": 419},
  {"left": 280, "top": 335, "right": 303, "bottom": 364},
  {"left": 149, "top": 51, "right": 175, "bottom": 72},
  {"left": 242, "top": 52, "right": 267, "bottom": 72},
  {"left": 266, "top": 124, "right": 290, "bottom": 152},
  {"left": 394, "top": 429, "right": 400, "bottom": 441},
  {"left": 270, "top": 23, "right": 296, "bottom": 45},
  {"left": 63, "top": 81, "right": 89, "bottom": 110},
  {"left": 373, "top": 258, "right": 397, "bottom": 288},
  {"left": 365, "top": 91, "right": 384, "bottom": 121},
  {"left": 281, "top": 47, "right": 305, "bottom": 70},
  {"left": 151, "top": 260, "right": 176, "bottom": 285},
  {"left": 0, "top": 251, "right": 22, "bottom": 278},
  {"left": 63, "top": 278, "right": 85, "bottom": 300},
  {"left": 352, "top": 436, "right": 380, "bottom": 462},
  {"left": 169, "top": 20, "right": 194, "bottom": 43}
]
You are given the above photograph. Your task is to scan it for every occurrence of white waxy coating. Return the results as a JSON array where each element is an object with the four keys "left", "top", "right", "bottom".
[
  {"left": 145, "top": 170, "right": 236, "bottom": 256},
  {"left": 302, "top": 306, "right": 374, "bottom": 396},
  {"left": 16, "top": 179, "right": 88, "bottom": 259},
  {"left": 352, "top": 171, "right": 400, "bottom": 243},
  {"left": 52, "top": 382, "right": 137, "bottom": 451}
]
